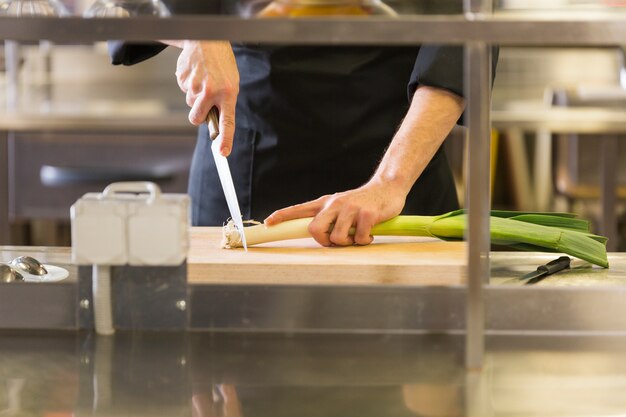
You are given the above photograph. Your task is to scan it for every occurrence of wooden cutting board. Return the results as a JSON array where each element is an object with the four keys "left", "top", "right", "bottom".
[{"left": 188, "top": 227, "right": 467, "bottom": 286}]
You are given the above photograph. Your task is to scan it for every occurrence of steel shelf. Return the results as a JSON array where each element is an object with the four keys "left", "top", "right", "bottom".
[{"left": 1, "top": 14, "right": 626, "bottom": 45}]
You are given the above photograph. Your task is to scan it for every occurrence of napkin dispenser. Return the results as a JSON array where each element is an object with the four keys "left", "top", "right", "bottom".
[{"left": 71, "top": 182, "right": 190, "bottom": 266}]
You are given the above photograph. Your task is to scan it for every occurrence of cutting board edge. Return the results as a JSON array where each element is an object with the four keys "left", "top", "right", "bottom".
[{"left": 188, "top": 263, "right": 467, "bottom": 286}]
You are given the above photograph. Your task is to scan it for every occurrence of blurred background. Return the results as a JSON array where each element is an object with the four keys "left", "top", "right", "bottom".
[{"left": 1, "top": 0, "right": 626, "bottom": 249}]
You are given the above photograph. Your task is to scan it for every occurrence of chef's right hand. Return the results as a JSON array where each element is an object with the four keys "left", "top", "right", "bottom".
[
  {"left": 174, "top": 40, "right": 239, "bottom": 157},
  {"left": 192, "top": 384, "right": 242, "bottom": 417}
]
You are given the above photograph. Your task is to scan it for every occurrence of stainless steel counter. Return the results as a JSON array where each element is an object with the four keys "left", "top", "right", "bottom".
[
  {"left": 2, "top": 330, "right": 626, "bottom": 416},
  {"left": 3, "top": 248, "right": 626, "bottom": 416},
  {"left": 2, "top": 246, "right": 626, "bottom": 334}
]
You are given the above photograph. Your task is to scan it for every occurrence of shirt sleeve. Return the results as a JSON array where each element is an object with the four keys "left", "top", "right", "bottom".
[
  {"left": 108, "top": 41, "right": 168, "bottom": 66},
  {"left": 407, "top": 45, "right": 499, "bottom": 124}
]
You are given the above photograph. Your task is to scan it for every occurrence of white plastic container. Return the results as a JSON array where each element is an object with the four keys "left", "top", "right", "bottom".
[{"left": 71, "top": 182, "right": 190, "bottom": 266}]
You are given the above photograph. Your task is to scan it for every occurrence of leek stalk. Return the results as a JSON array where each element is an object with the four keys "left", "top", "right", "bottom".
[{"left": 222, "top": 210, "right": 609, "bottom": 268}]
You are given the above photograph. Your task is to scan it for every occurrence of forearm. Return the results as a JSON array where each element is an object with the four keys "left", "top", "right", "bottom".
[{"left": 370, "top": 85, "right": 465, "bottom": 195}]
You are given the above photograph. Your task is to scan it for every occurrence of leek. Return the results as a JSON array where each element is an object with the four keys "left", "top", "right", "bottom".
[{"left": 222, "top": 209, "right": 609, "bottom": 268}]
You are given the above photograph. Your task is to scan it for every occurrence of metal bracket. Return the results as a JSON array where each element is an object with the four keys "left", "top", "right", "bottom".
[{"left": 78, "top": 263, "right": 188, "bottom": 331}]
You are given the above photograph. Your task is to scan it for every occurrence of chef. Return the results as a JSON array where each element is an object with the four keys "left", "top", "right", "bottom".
[{"left": 110, "top": 18, "right": 498, "bottom": 247}]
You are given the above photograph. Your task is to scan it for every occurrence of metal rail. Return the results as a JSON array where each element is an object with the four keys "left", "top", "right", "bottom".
[
  {"left": 463, "top": 0, "right": 491, "bottom": 374},
  {"left": 0, "top": 15, "right": 626, "bottom": 45},
  {"left": 465, "top": 42, "right": 491, "bottom": 371}
]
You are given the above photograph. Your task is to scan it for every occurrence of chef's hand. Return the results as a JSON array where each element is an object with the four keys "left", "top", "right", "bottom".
[
  {"left": 192, "top": 384, "right": 242, "bottom": 417},
  {"left": 264, "top": 86, "right": 464, "bottom": 247},
  {"left": 264, "top": 179, "right": 407, "bottom": 246},
  {"left": 170, "top": 40, "right": 239, "bottom": 157}
]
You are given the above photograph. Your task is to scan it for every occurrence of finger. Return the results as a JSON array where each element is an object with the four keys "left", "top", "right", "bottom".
[
  {"left": 264, "top": 198, "right": 326, "bottom": 225},
  {"left": 218, "top": 100, "right": 237, "bottom": 156},
  {"left": 189, "top": 76, "right": 204, "bottom": 96},
  {"left": 353, "top": 209, "right": 376, "bottom": 246},
  {"left": 308, "top": 209, "right": 337, "bottom": 247},
  {"left": 175, "top": 64, "right": 189, "bottom": 92},
  {"left": 329, "top": 206, "right": 357, "bottom": 246},
  {"left": 185, "top": 89, "right": 197, "bottom": 108},
  {"left": 188, "top": 92, "right": 214, "bottom": 126}
]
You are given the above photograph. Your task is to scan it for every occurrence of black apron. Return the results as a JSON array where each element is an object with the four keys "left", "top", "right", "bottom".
[{"left": 188, "top": 45, "right": 459, "bottom": 226}]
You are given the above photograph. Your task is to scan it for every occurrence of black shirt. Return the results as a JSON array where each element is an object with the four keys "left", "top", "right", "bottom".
[{"left": 109, "top": 41, "right": 497, "bottom": 225}]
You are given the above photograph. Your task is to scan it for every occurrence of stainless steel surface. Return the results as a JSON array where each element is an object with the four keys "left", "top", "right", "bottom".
[
  {"left": 0, "top": 0, "right": 68, "bottom": 16},
  {"left": 3, "top": 331, "right": 626, "bottom": 416},
  {"left": 0, "top": 113, "right": 195, "bottom": 131},
  {"left": 3, "top": 246, "right": 626, "bottom": 333},
  {"left": 504, "top": 255, "right": 572, "bottom": 285},
  {"left": 2, "top": 14, "right": 626, "bottom": 45},
  {"left": 188, "top": 252, "right": 626, "bottom": 334},
  {"left": 0, "top": 45, "right": 191, "bottom": 132},
  {"left": 10, "top": 255, "right": 47, "bottom": 276},
  {"left": 0, "top": 263, "right": 23, "bottom": 282},
  {"left": 465, "top": 42, "right": 491, "bottom": 369},
  {"left": 491, "top": 47, "right": 621, "bottom": 108},
  {"left": 107, "top": 264, "right": 188, "bottom": 330},
  {"left": 492, "top": 106, "right": 626, "bottom": 132},
  {"left": 0, "top": 247, "right": 77, "bottom": 329},
  {"left": 0, "top": 132, "right": 8, "bottom": 245},
  {"left": 491, "top": 252, "right": 626, "bottom": 287},
  {"left": 601, "top": 135, "right": 619, "bottom": 252},
  {"left": 84, "top": 0, "right": 170, "bottom": 17},
  {"left": 8, "top": 105, "right": 626, "bottom": 133},
  {"left": 4, "top": 41, "right": 19, "bottom": 109}
]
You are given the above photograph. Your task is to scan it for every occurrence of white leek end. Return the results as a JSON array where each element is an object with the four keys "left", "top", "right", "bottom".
[{"left": 222, "top": 218, "right": 313, "bottom": 248}]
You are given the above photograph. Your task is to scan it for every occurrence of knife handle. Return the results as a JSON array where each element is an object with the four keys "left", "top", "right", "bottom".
[
  {"left": 537, "top": 256, "right": 571, "bottom": 274},
  {"left": 207, "top": 107, "right": 220, "bottom": 140}
]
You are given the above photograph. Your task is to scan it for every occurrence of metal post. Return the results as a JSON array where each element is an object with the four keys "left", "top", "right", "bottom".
[
  {"left": 600, "top": 135, "right": 618, "bottom": 252},
  {"left": 2, "top": 42, "right": 18, "bottom": 243},
  {"left": 1, "top": 42, "right": 19, "bottom": 244},
  {"left": 4, "top": 40, "right": 19, "bottom": 110},
  {"left": 0, "top": 132, "right": 8, "bottom": 244},
  {"left": 464, "top": 42, "right": 492, "bottom": 371}
]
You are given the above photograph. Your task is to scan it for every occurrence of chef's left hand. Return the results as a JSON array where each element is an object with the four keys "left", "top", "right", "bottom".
[{"left": 264, "top": 179, "right": 406, "bottom": 246}]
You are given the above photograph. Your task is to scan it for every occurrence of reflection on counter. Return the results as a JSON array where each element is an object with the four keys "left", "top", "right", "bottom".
[
  {"left": 491, "top": 252, "right": 626, "bottom": 286},
  {"left": 3, "top": 331, "right": 626, "bottom": 416}
]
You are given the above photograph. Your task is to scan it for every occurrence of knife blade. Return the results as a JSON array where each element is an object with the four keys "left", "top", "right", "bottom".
[
  {"left": 208, "top": 107, "right": 248, "bottom": 251},
  {"left": 508, "top": 256, "right": 571, "bottom": 285}
]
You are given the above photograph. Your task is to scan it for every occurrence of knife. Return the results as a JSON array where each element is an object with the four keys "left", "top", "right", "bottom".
[
  {"left": 507, "top": 256, "right": 571, "bottom": 285},
  {"left": 208, "top": 107, "right": 248, "bottom": 251}
]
